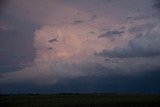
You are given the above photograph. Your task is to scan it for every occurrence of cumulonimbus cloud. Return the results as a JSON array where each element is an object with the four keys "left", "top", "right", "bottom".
[{"left": 1, "top": 0, "right": 160, "bottom": 85}]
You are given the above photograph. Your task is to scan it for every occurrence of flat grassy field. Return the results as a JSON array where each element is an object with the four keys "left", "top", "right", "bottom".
[{"left": 0, "top": 94, "right": 160, "bottom": 107}]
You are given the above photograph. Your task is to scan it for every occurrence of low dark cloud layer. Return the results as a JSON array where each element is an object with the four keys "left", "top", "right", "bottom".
[
  {"left": 97, "top": 34, "right": 160, "bottom": 58},
  {"left": 1, "top": 70, "right": 160, "bottom": 94}
]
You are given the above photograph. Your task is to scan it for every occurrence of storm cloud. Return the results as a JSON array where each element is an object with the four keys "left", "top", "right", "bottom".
[
  {"left": 0, "top": 0, "right": 160, "bottom": 94},
  {"left": 97, "top": 29, "right": 160, "bottom": 58},
  {"left": 99, "top": 30, "right": 124, "bottom": 38},
  {"left": 153, "top": 0, "right": 160, "bottom": 9}
]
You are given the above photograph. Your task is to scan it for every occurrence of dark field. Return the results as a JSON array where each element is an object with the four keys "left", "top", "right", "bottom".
[{"left": 0, "top": 94, "right": 160, "bottom": 107}]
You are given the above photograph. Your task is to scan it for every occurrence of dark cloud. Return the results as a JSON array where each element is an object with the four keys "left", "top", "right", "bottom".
[
  {"left": 89, "top": 31, "right": 96, "bottom": 34},
  {"left": 94, "top": 0, "right": 113, "bottom": 5},
  {"left": 104, "top": 58, "right": 120, "bottom": 63},
  {"left": 48, "top": 38, "right": 58, "bottom": 43},
  {"left": 97, "top": 22, "right": 160, "bottom": 58},
  {"left": 99, "top": 30, "right": 124, "bottom": 38},
  {"left": 1, "top": 0, "right": 160, "bottom": 94},
  {"left": 0, "top": 30, "right": 20, "bottom": 38},
  {"left": 73, "top": 15, "right": 97, "bottom": 24},
  {"left": 128, "top": 23, "right": 155, "bottom": 34},
  {"left": 96, "top": 47, "right": 134, "bottom": 58},
  {"left": 1, "top": 70, "right": 160, "bottom": 94},
  {"left": 0, "top": 29, "right": 35, "bottom": 63},
  {"left": 0, "top": 0, "right": 8, "bottom": 13},
  {"left": 48, "top": 47, "right": 53, "bottom": 50},
  {"left": 127, "top": 15, "right": 149, "bottom": 21},
  {"left": 97, "top": 27, "right": 160, "bottom": 58},
  {"left": 0, "top": 14, "right": 37, "bottom": 73},
  {"left": 0, "top": 49, "right": 16, "bottom": 65},
  {"left": 90, "top": 15, "right": 98, "bottom": 21},
  {"left": 153, "top": 0, "right": 160, "bottom": 9},
  {"left": 73, "top": 20, "right": 83, "bottom": 24},
  {"left": 0, "top": 49, "right": 25, "bottom": 73}
]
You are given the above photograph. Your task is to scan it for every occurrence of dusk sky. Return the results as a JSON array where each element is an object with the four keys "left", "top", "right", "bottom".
[{"left": 0, "top": 0, "right": 160, "bottom": 94}]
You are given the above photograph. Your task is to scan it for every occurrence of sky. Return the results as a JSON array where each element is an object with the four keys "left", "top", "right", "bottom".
[{"left": 0, "top": 0, "right": 160, "bottom": 94}]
